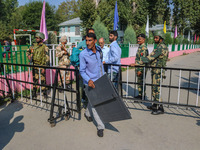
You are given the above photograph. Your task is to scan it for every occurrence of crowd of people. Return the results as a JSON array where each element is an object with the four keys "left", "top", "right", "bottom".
[{"left": 26, "top": 28, "right": 169, "bottom": 137}]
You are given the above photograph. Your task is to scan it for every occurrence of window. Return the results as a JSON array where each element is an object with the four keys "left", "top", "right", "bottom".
[
  {"left": 62, "top": 27, "right": 65, "bottom": 33},
  {"left": 68, "top": 26, "right": 70, "bottom": 32},
  {"left": 75, "top": 26, "right": 80, "bottom": 35}
]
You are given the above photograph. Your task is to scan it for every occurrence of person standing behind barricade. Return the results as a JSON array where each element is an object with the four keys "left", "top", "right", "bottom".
[
  {"left": 77, "top": 28, "right": 95, "bottom": 50},
  {"left": 79, "top": 33, "right": 105, "bottom": 137},
  {"left": 3, "top": 39, "right": 11, "bottom": 59},
  {"left": 56, "top": 35, "right": 71, "bottom": 90},
  {"left": 141, "top": 31, "right": 169, "bottom": 115},
  {"left": 130, "top": 34, "right": 149, "bottom": 101},
  {"left": 26, "top": 32, "right": 50, "bottom": 98},
  {"left": 99, "top": 37, "right": 110, "bottom": 73},
  {"left": 103, "top": 30, "right": 121, "bottom": 89}
]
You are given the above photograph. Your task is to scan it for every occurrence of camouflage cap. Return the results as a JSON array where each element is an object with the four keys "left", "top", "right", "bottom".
[
  {"left": 35, "top": 32, "right": 45, "bottom": 40},
  {"left": 154, "top": 30, "right": 165, "bottom": 39}
]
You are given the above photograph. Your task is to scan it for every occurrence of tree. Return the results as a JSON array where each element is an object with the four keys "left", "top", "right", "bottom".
[
  {"left": 147, "top": 0, "right": 171, "bottom": 25},
  {"left": 123, "top": 26, "right": 136, "bottom": 44},
  {"left": 47, "top": 32, "right": 57, "bottom": 44},
  {"left": 173, "top": 0, "right": 200, "bottom": 34},
  {"left": 97, "top": 0, "right": 133, "bottom": 31},
  {"left": 56, "top": 0, "right": 81, "bottom": 24},
  {"left": 22, "top": 1, "right": 57, "bottom": 31},
  {"left": 92, "top": 16, "right": 109, "bottom": 43},
  {"left": 164, "top": 32, "right": 173, "bottom": 44},
  {"left": 80, "top": 0, "right": 97, "bottom": 32}
]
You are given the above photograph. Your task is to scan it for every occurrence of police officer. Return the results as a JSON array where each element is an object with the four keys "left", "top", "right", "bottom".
[
  {"left": 26, "top": 32, "right": 50, "bottom": 98},
  {"left": 130, "top": 34, "right": 149, "bottom": 100},
  {"left": 141, "top": 31, "right": 169, "bottom": 115},
  {"left": 56, "top": 35, "right": 71, "bottom": 89}
]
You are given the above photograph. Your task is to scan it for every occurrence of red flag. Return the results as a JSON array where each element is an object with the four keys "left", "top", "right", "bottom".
[{"left": 197, "top": 35, "right": 199, "bottom": 41}]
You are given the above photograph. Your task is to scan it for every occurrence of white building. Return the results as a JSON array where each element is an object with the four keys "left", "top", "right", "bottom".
[{"left": 58, "top": 17, "right": 82, "bottom": 44}]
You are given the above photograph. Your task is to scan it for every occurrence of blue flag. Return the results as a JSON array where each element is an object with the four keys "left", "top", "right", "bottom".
[{"left": 113, "top": 1, "right": 119, "bottom": 30}]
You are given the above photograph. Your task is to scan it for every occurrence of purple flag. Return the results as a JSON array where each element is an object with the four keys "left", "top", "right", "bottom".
[
  {"left": 40, "top": 0, "right": 48, "bottom": 41},
  {"left": 174, "top": 25, "right": 177, "bottom": 38},
  {"left": 194, "top": 34, "right": 196, "bottom": 42}
]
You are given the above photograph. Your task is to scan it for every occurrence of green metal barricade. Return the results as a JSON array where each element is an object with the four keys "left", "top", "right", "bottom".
[{"left": 119, "top": 44, "right": 129, "bottom": 58}]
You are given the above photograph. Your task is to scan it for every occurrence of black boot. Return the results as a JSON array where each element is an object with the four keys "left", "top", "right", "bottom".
[
  {"left": 147, "top": 103, "right": 157, "bottom": 110},
  {"left": 32, "top": 89, "right": 37, "bottom": 98},
  {"left": 43, "top": 90, "right": 48, "bottom": 99},
  {"left": 151, "top": 104, "right": 164, "bottom": 115}
]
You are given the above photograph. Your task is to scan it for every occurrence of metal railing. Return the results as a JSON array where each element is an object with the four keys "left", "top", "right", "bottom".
[
  {"left": 0, "top": 63, "right": 81, "bottom": 127},
  {"left": 105, "top": 64, "right": 200, "bottom": 109}
]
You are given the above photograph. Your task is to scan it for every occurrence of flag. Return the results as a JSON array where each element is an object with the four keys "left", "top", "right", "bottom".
[
  {"left": 194, "top": 34, "right": 196, "bottom": 42},
  {"left": 40, "top": 0, "right": 48, "bottom": 41},
  {"left": 163, "top": 21, "right": 166, "bottom": 33},
  {"left": 197, "top": 35, "right": 199, "bottom": 41},
  {"left": 174, "top": 25, "right": 177, "bottom": 38},
  {"left": 113, "top": 1, "right": 119, "bottom": 30},
  {"left": 188, "top": 31, "right": 190, "bottom": 41},
  {"left": 145, "top": 15, "right": 149, "bottom": 38}
]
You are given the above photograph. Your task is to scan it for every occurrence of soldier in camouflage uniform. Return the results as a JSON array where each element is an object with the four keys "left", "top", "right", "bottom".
[
  {"left": 56, "top": 36, "right": 71, "bottom": 89},
  {"left": 141, "top": 31, "right": 169, "bottom": 115},
  {"left": 131, "top": 34, "right": 149, "bottom": 100},
  {"left": 26, "top": 32, "right": 50, "bottom": 98}
]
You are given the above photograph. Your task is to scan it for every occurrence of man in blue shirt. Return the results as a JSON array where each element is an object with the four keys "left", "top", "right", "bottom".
[
  {"left": 99, "top": 37, "right": 110, "bottom": 72},
  {"left": 79, "top": 33, "right": 105, "bottom": 137},
  {"left": 103, "top": 30, "right": 121, "bottom": 88}
]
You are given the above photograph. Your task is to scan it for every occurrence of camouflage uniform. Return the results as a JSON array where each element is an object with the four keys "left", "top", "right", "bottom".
[
  {"left": 141, "top": 41, "right": 169, "bottom": 102},
  {"left": 26, "top": 43, "right": 50, "bottom": 92},
  {"left": 56, "top": 44, "right": 71, "bottom": 86},
  {"left": 135, "top": 43, "right": 149, "bottom": 97}
]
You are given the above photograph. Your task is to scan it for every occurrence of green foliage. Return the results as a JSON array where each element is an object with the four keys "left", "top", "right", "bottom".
[
  {"left": 56, "top": 0, "right": 81, "bottom": 24},
  {"left": 164, "top": 32, "right": 173, "bottom": 45},
  {"left": 147, "top": 31, "right": 154, "bottom": 44},
  {"left": 22, "top": 1, "right": 57, "bottom": 31},
  {"left": 123, "top": 26, "right": 136, "bottom": 44},
  {"left": 47, "top": 32, "right": 57, "bottom": 44},
  {"left": 80, "top": 0, "right": 97, "bottom": 32},
  {"left": 173, "top": 0, "right": 200, "bottom": 34},
  {"left": 92, "top": 16, "right": 109, "bottom": 43}
]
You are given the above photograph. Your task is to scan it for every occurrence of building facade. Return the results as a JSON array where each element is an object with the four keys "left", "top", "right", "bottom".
[{"left": 58, "top": 17, "right": 82, "bottom": 44}]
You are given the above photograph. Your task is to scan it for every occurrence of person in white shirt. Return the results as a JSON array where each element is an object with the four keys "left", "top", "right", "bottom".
[{"left": 98, "top": 37, "right": 110, "bottom": 73}]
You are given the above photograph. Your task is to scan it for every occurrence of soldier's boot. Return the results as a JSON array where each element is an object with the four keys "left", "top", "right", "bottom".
[
  {"left": 147, "top": 103, "right": 157, "bottom": 110},
  {"left": 32, "top": 88, "right": 37, "bottom": 98},
  {"left": 43, "top": 90, "right": 48, "bottom": 99},
  {"left": 151, "top": 104, "right": 164, "bottom": 115},
  {"left": 157, "top": 104, "right": 164, "bottom": 114}
]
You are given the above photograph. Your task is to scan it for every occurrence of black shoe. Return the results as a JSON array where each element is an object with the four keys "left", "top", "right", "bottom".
[
  {"left": 151, "top": 105, "right": 164, "bottom": 115},
  {"left": 32, "top": 92, "right": 37, "bottom": 98},
  {"left": 134, "top": 95, "right": 142, "bottom": 99},
  {"left": 43, "top": 92, "right": 48, "bottom": 99},
  {"left": 147, "top": 104, "right": 157, "bottom": 110},
  {"left": 97, "top": 129, "right": 104, "bottom": 137},
  {"left": 84, "top": 113, "right": 93, "bottom": 122}
]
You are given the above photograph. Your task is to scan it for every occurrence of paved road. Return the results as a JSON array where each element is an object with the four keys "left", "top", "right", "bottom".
[{"left": 1, "top": 52, "right": 200, "bottom": 150}]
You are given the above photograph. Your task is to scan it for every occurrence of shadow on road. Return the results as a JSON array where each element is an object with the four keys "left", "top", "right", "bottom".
[{"left": 0, "top": 101, "right": 24, "bottom": 150}]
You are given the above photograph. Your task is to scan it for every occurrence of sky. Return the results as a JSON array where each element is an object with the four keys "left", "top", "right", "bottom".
[{"left": 18, "top": 0, "right": 66, "bottom": 8}]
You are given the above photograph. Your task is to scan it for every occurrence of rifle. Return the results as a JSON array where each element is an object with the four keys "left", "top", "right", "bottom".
[
  {"left": 28, "top": 46, "right": 34, "bottom": 65},
  {"left": 61, "top": 45, "right": 70, "bottom": 56}
]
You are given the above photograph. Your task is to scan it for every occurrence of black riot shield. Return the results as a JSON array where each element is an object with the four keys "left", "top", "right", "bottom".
[{"left": 84, "top": 74, "right": 131, "bottom": 123}]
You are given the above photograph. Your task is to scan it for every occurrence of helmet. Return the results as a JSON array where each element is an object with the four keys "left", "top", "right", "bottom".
[
  {"left": 35, "top": 32, "right": 45, "bottom": 40},
  {"left": 154, "top": 30, "right": 165, "bottom": 39}
]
